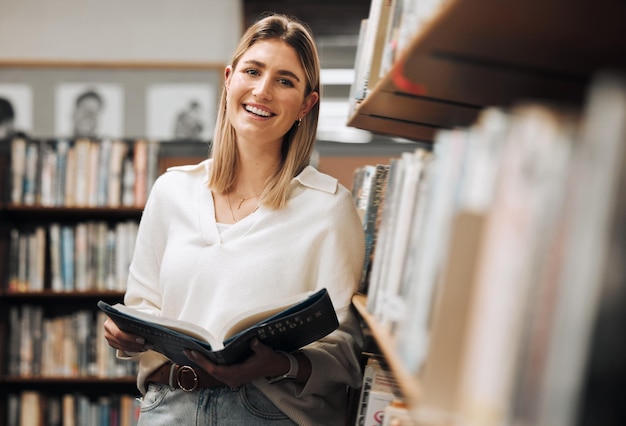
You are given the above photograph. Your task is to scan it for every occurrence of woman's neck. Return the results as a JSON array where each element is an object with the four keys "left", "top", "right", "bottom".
[{"left": 233, "top": 149, "right": 280, "bottom": 197}]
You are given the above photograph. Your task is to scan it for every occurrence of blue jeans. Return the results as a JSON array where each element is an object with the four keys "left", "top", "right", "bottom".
[{"left": 137, "top": 383, "right": 297, "bottom": 425}]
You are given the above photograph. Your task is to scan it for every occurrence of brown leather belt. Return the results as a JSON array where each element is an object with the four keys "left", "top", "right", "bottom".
[{"left": 146, "top": 362, "right": 226, "bottom": 392}]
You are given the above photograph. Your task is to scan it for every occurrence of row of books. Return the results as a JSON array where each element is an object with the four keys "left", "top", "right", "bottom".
[
  {"left": 7, "top": 305, "right": 137, "bottom": 379},
  {"left": 7, "top": 391, "right": 139, "bottom": 426},
  {"left": 7, "top": 220, "right": 138, "bottom": 293},
  {"left": 350, "top": 0, "right": 447, "bottom": 112},
  {"left": 351, "top": 355, "right": 413, "bottom": 426},
  {"left": 352, "top": 163, "right": 390, "bottom": 292},
  {"left": 9, "top": 137, "right": 160, "bottom": 208},
  {"left": 353, "top": 72, "right": 626, "bottom": 424}
]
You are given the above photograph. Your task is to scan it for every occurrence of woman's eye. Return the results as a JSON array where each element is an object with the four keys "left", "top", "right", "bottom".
[
  {"left": 245, "top": 69, "right": 260, "bottom": 76},
  {"left": 278, "top": 78, "right": 294, "bottom": 87}
]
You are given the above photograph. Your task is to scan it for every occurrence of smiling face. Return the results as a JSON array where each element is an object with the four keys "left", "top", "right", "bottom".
[{"left": 224, "top": 39, "right": 319, "bottom": 148}]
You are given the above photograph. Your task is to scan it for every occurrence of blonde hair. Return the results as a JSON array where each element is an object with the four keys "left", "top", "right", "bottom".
[{"left": 208, "top": 13, "right": 321, "bottom": 209}]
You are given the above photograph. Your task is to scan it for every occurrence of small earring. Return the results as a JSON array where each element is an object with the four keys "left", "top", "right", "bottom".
[{"left": 297, "top": 117, "right": 302, "bottom": 127}]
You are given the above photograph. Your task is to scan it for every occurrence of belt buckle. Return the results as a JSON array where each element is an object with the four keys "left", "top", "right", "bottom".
[{"left": 176, "top": 365, "right": 199, "bottom": 392}]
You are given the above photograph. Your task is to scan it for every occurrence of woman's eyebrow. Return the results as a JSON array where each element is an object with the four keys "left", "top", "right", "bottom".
[{"left": 242, "top": 59, "right": 301, "bottom": 83}]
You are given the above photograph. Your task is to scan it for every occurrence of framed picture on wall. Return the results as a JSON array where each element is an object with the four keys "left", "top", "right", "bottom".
[
  {"left": 146, "top": 83, "right": 216, "bottom": 141},
  {"left": 54, "top": 82, "right": 124, "bottom": 139},
  {"left": 0, "top": 83, "right": 33, "bottom": 138}
]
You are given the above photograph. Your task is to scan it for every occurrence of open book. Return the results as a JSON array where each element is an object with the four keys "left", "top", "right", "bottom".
[{"left": 98, "top": 288, "right": 339, "bottom": 367}]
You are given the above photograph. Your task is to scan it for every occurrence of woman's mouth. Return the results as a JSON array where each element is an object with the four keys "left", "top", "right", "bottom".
[{"left": 245, "top": 105, "right": 273, "bottom": 117}]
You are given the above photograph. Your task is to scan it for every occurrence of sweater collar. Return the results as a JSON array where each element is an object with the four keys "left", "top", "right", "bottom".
[{"left": 292, "top": 165, "right": 338, "bottom": 194}]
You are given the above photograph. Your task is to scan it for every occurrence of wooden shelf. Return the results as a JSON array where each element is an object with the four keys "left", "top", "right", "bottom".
[
  {"left": 0, "top": 376, "right": 139, "bottom": 397},
  {"left": 0, "top": 290, "right": 125, "bottom": 300},
  {"left": 2, "top": 205, "right": 144, "bottom": 220},
  {"left": 352, "top": 294, "right": 422, "bottom": 410},
  {"left": 1, "top": 376, "right": 136, "bottom": 384},
  {"left": 348, "top": 0, "right": 626, "bottom": 142}
]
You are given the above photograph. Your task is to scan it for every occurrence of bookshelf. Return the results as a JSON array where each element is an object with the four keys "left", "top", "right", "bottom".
[
  {"left": 352, "top": 294, "right": 421, "bottom": 410},
  {"left": 0, "top": 138, "right": 179, "bottom": 424},
  {"left": 348, "top": 0, "right": 626, "bottom": 142},
  {"left": 348, "top": 0, "right": 626, "bottom": 425},
  {"left": 0, "top": 136, "right": 216, "bottom": 423}
]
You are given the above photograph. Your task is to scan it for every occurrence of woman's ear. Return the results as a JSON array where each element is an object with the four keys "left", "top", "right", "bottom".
[
  {"left": 299, "top": 91, "right": 319, "bottom": 118},
  {"left": 224, "top": 65, "right": 233, "bottom": 90}
]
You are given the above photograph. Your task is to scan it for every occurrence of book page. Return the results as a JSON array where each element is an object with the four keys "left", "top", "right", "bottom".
[
  {"left": 219, "top": 290, "right": 316, "bottom": 342},
  {"left": 109, "top": 303, "right": 219, "bottom": 347}
]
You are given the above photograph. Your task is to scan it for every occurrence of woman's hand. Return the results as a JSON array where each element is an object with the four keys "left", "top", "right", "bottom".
[
  {"left": 103, "top": 317, "right": 153, "bottom": 353},
  {"left": 185, "top": 338, "right": 308, "bottom": 388}
]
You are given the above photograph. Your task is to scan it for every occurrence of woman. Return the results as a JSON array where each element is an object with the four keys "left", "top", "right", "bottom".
[{"left": 104, "top": 13, "right": 365, "bottom": 426}]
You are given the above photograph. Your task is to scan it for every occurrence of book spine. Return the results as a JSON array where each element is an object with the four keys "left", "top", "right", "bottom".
[
  {"left": 350, "top": 18, "right": 370, "bottom": 110},
  {"left": 10, "top": 137, "right": 27, "bottom": 205},
  {"left": 23, "top": 141, "right": 39, "bottom": 205},
  {"left": 97, "top": 138, "right": 112, "bottom": 206},
  {"left": 55, "top": 139, "right": 70, "bottom": 206},
  {"left": 49, "top": 223, "right": 64, "bottom": 292},
  {"left": 61, "top": 225, "right": 75, "bottom": 291},
  {"left": 359, "top": 164, "right": 390, "bottom": 293},
  {"left": 30, "top": 227, "right": 46, "bottom": 292},
  {"left": 133, "top": 139, "right": 149, "bottom": 207},
  {"left": 39, "top": 141, "right": 57, "bottom": 207},
  {"left": 8, "top": 306, "right": 21, "bottom": 376},
  {"left": 64, "top": 143, "right": 77, "bottom": 207},
  {"left": 17, "top": 231, "right": 28, "bottom": 292},
  {"left": 121, "top": 155, "right": 135, "bottom": 207},
  {"left": 7, "top": 229, "right": 20, "bottom": 292},
  {"left": 87, "top": 140, "right": 101, "bottom": 207},
  {"left": 108, "top": 140, "right": 129, "bottom": 207},
  {"left": 74, "top": 223, "right": 88, "bottom": 291},
  {"left": 73, "top": 139, "right": 91, "bottom": 207}
]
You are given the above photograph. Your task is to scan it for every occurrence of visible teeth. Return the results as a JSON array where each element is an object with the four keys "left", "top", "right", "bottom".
[{"left": 245, "top": 105, "right": 271, "bottom": 117}]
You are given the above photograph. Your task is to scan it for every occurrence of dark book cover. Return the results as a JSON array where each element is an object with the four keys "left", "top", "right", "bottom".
[{"left": 98, "top": 288, "right": 339, "bottom": 367}]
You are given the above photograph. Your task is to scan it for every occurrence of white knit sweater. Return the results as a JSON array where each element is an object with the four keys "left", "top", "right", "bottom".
[{"left": 121, "top": 159, "right": 365, "bottom": 425}]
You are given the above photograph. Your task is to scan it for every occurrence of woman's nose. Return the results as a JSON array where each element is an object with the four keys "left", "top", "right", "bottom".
[{"left": 252, "top": 76, "right": 272, "bottom": 100}]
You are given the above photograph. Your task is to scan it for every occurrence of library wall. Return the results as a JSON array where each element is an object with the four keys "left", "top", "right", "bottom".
[{"left": 0, "top": 0, "right": 242, "bottom": 63}]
